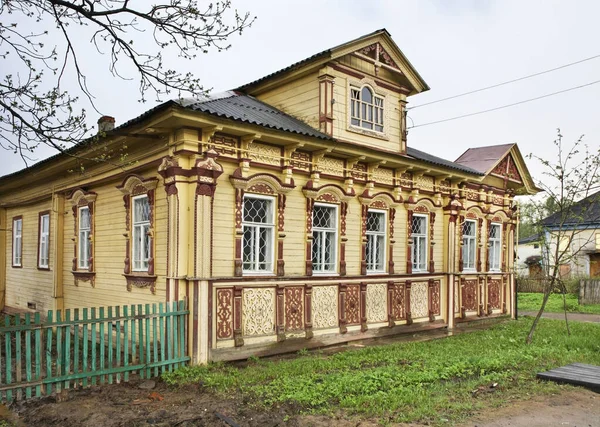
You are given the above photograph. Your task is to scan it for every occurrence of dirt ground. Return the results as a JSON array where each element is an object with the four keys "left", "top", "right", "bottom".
[{"left": 1, "top": 378, "right": 598, "bottom": 427}]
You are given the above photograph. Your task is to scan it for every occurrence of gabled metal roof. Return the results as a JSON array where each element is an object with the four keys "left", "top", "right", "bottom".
[{"left": 406, "top": 147, "right": 483, "bottom": 175}]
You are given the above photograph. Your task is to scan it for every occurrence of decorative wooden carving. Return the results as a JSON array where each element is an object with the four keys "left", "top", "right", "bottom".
[
  {"left": 290, "top": 151, "right": 311, "bottom": 171},
  {"left": 124, "top": 274, "right": 157, "bottom": 294},
  {"left": 405, "top": 281, "right": 413, "bottom": 325},
  {"left": 429, "top": 212, "right": 436, "bottom": 273},
  {"left": 211, "top": 133, "right": 238, "bottom": 158},
  {"left": 345, "top": 284, "right": 360, "bottom": 325},
  {"left": 233, "top": 286, "right": 244, "bottom": 346},
  {"left": 461, "top": 279, "right": 478, "bottom": 314},
  {"left": 216, "top": 288, "right": 234, "bottom": 339},
  {"left": 406, "top": 209, "right": 413, "bottom": 274},
  {"left": 428, "top": 279, "right": 440, "bottom": 321},
  {"left": 276, "top": 286, "right": 285, "bottom": 341},
  {"left": 338, "top": 284, "right": 348, "bottom": 333},
  {"left": 488, "top": 279, "right": 501, "bottom": 310},
  {"left": 357, "top": 42, "right": 399, "bottom": 69},
  {"left": 387, "top": 281, "right": 405, "bottom": 326},
  {"left": 68, "top": 189, "right": 97, "bottom": 282},
  {"left": 340, "top": 201, "right": 348, "bottom": 276},
  {"left": 234, "top": 188, "right": 244, "bottom": 277},
  {"left": 285, "top": 287, "right": 304, "bottom": 331},
  {"left": 360, "top": 204, "right": 368, "bottom": 275},
  {"left": 351, "top": 162, "right": 367, "bottom": 181},
  {"left": 388, "top": 208, "right": 395, "bottom": 274},
  {"left": 72, "top": 271, "right": 96, "bottom": 287},
  {"left": 477, "top": 218, "right": 483, "bottom": 272},
  {"left": 360, "top": 282, "right": 368, "bottom": 332},
  {"left": 305, "top": 197, "right": 315, "bottom": 276},
  {"left": 304, "top": 285, "right": 313, "bottom": 339},
  {"left": 458, "top": 215, "right": 465, "bottom": 272}
]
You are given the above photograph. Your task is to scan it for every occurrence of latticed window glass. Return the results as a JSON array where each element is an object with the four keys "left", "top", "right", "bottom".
[
  {"left": 13, "top": 218, "right": 22, "bottom": 267},
  {"left": 242, "top": 195, "right": 274, "bottom": 273},
  {"left": 462, "top": 219, "right": 477, "bottom": 270},
  {"left": 133, "top": 195, "right": 151, "bottom": 272},
  {"left": 312, "top": 204, "right": 337, "bottom": 273},
  {"left": 488, "top": 223, "right": 502, "bottom": 271},
  {"left": 79, "top": 206, "right": 91, "bottom": 269},
  {"left": 411, "top": 214, "right": 427, "bottom": 271},
  {"left": 350, "top": 86, "right": 384, "bottom": 132},
  {"left": 38, "top": 213, "right": 50, "bottom": 268},
  {"left": 366, "top": 210, "right": 386, "bottom": 272}
]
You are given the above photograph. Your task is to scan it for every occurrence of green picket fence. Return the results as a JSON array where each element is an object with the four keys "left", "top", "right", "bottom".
[{"left": 0, "top": 300, "right": 189, "bottom": 402}]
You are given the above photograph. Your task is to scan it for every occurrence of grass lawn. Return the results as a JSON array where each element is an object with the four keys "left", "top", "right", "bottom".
[
  {"left": 163, "top": 318, "right": 600, "bottom": 425},
  {"left": 518, "top": 292, "right": 600, "bottom": 314}
]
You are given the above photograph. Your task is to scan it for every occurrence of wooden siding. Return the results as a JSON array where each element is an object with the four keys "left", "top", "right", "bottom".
[
  {"left": 257, "top": 72, "right": 320, "bottom": 129},
  {"left": 5, "top": 201, "right": 54, "bottom": 312}
]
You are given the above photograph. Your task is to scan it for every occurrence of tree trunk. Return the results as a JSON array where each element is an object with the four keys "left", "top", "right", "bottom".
[
  {"left": 561, "top": 290, "right": 571, "bottom": 336},
  {"left": 525, "top": 289, "right": 552, "bottom": 344}
]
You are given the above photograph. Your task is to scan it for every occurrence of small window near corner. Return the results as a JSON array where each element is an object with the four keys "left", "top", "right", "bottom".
[
  {"left": 12, "top": 217, "right": 22, "bottom": 267},
  {"left": 350, "top": 86, "right": 384, "bottom": 133},
  {"left": 38, "top": 213, "right": 50, "bottom": 269}
]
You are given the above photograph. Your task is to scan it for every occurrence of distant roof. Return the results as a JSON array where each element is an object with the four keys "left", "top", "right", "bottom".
[
  {"left": 541, "top": 191, "right": 600, "bottom": 228},
  {"left": 518, "top": 233, "right": 541, "bottom": 245},
  {"left": 454, "top": 144, "right": 515, "bottom": 174},
  {"left": 406, "top": 147, "right": 483, "bottom": 175}
]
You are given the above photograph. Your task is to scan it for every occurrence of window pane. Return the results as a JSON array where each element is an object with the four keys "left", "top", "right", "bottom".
[
  {"left": 80, "top": 207, "right": 90, "bottom": 229},
  {"left": 361, "top": 87, "right": 373, "bottom": 103},
  {"left": 134, "top": 197, "right": 150, "bottom": 223},
  {"left": 366, "top": 211, "right": 385, "bottom": 232},
  {"left": 244, "top": 197, "right": 270, "bottom": 224},
  {"left": 351, "top": 89, "right": 360, "bottom": 100},
  {"left": 351, "top": 118, "right": 360, "bottom": 126},
  {"left": 418, "top": 236, "right": 427, "bottom": 270},
  {"left": 313, "top": 206, "right": 334, "bottom": 229}
]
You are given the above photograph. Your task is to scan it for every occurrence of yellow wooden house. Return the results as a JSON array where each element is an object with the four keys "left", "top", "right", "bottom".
[{"left": 0, "top": 29, "right": 539, "bottom": 363}]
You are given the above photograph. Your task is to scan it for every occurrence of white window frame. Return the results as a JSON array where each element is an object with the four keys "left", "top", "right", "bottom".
[
  {"left": 366, "top": 209, "right": 387, "bottom": 273},
  {"left": 350, "top": 85, "right": 385, "bottom": 133},
  {"left": 488, "top": 223, "right": 502, "bottom": 272},
  {"left": 462, "top": 219, "right": 477, "bottom": 271},
  {"left": 13, "top": 217, "right": 22, "bottom": 267},
  {"left": 411, "top": 214, "right": 428, "bottom": 272},
  {"left": 132, "top": 195, "right": 151, "bottom": 272},
  {"left": 242, "top": 194, "right": 275, "bottom": 274},
  {"left": 311, "top": 203, "right": 338, "bottom": 274},
  {"left": 38, "top": 213, "right": 50, "bottom": 269},
  {"left": 78, "top": 206, "right": 91, "bottom": 270}
]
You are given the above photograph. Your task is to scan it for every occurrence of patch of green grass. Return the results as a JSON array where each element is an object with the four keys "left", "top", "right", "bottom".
[
  {"left": 163, "top": 319, "right": 600, "bottom": 425},
  {"left": 518, "top": 292, "right": 600, "bottom": 314}
]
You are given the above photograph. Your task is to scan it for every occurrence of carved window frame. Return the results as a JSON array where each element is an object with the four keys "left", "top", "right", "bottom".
[
  {"left": 230, "top": 173, "right": 294, "bottom": 277},
  {"left": 117, "top": 175, "right": 159, "bottom": 293},
  {"left": 488, "top": 222, "right": 502, "bottom": 272},
  {"left": 12, "top": 216, "right": 23, "bottom": 268},
  {"left": 303, "top": 184, "right": 352, "bottom": 276},
  {"left": 462, "top": 218, "right": 477, "bottom": 272},
  {"left": 411, "top": 213, "right": 428, "bottom": 272},
  {"left": 347, "top": 78, "right": 389, "bottom": 140},
  {"left": 311, "top": 202, "right": 339, "bottom": 275},
  {"left": 68, "top": 189, "right": 97, "bottom": 287},
  {"left": 241, "top": 193, "right": 276, "bottom": 275},
  {"left": 365, "top": 209, "right": 387, "bottom": 274}
]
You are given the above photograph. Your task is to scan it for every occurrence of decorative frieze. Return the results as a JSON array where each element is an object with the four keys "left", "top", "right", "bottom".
[
  {"left": 290, "top": 151, "right": 311, "bottom": 171},
  {"left": 351, "top": 162, "right": 368, "bottom": 181},
  {"left": 373, "top": 167, "right": 394, "bottom": 185},
  {"left": 428, "top": 279, "right": 440, "bottom": 320},
  {"left": 248, "top": 142, "right": 282, "bottom": 166},
  {"left": 345, "top": 284, "right": 361, "bottom": 325},
  {"left": 461, "top": 279, "right": 478, "bottom": 315},
  {"left": 319, "top": 156, "right": 345, "bottom": 177},
  {"left": 415, "top": 175, "right": 434, "bottom": 192},
  {"left": 210, "top": 133, "right": 238, "bottom": 158},
  {"left": 488, "top": 279, "right": 501, "bottom": 310},
  {"left": 387, "top": 281, "right": 406, "bottom": 324}
]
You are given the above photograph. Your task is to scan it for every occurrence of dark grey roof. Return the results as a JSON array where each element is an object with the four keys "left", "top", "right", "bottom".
[
  {"left": 518, "top": 233, "right": 542, "bottom": 245},
  {"left": 0, "top": 91, "right": 481, "bottom": 183},
  {"left": 406, "top": 147, "right": 483, "bottom": 175},
  {"left": 178, "top": 92, "right": 332, "bottom": 140},
  {"left": 541, "top": 191, "right": 600, "bottom": 228}
]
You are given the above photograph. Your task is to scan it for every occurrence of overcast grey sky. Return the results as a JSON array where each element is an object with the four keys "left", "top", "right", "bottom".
[{"left": 1, "top": 0, "right": 599, "bottom": 187}]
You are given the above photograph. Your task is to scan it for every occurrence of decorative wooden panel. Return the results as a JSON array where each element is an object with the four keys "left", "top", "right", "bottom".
[
  {"left": 312, "top": 285, "right": 339, "bottom": 329},
  {"left": 285, "top": 287, "right": 304, "bottom": 331},
  {"left": 242, "top": 288, "right": 275, "bottom": 336},
  {"left": 351, "top": 162, "right": 367, "bottom": 181},
  {"left": 410, "top": 282, "right": 429, "bottom": 319},
  {"left": 415, "top": 175, "right": 434, "bottom": 192},
  {"left": 366, "top": 283, "right": 387, "bottom": 323},
  {"left": 211, "top": 134, "right": 238, "bottom": 158},
  {"left": 488, "top": 279, "right": 502, "bottom": 310},
  {"left": 461, "top": 279, "right": 478, "bottom": 311},
  {"left": 320, "top": 156, "right": 344, "bottom": 177},
  {"left": 373, "top": 167, "right": 394, "bottom": 185},
  {"left": 345, "top": 284, "right": 361, "bottom": 325},
  {"left": 428, "top": 280, "right": 440, "bottom": 320},
  {"left": 388, "top": 282, "right": 406, "bottom": 321},
  {"left": 291, "top": 151, "right": 311, "bottom": 171},
  {"left": 248, "top": 143, "right": 281, "bottom": 166},
  {"left": 216, "top": 288, "right": 233, "bottom": 340}
]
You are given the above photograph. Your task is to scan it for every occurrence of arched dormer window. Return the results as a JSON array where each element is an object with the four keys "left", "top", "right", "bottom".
[{"left": 350, "top": 85, "right": 384, "bottom": 133}]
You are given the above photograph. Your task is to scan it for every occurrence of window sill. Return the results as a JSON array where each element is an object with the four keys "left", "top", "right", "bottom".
[
  {"left": 347, "top": 125, "right": 389, "bottom": 141},
  {"left": 11, "top": 264, "right": 23, "bottom": 269},
  {"left": 313, "top": 272, "right": 339, "bottom": 276},
  {"left": 123, "top": 273, "right": 157, "bottom": 294},
  {"left": 37, "top": 266, "right": 50, "bottom": 271},
  {"left": 366, "top": 271, "right": 387, "bottom": 275},
  {"left": 72, "top": 270, "right": 96, "bottom": 287}
]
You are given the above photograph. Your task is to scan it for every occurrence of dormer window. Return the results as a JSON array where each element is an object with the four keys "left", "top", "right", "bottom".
[{"left": 350, "top": 86, "right": 384, "bottom": 133}]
